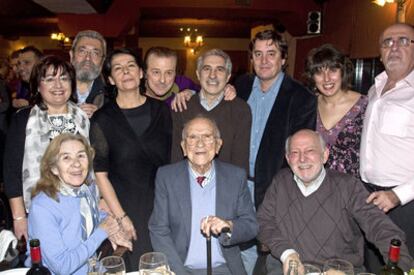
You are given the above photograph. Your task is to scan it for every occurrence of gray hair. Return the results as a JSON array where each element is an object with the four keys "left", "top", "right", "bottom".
[
  {"left": 71, "top": 30, "right": 107, "bottom": 57},
  {"left": 196, "top": 49, "right": 232, "bottom": 75},
  {"left": 182, "top": 115, "right": 221, "bottom": 140},
  {"left": 285, "top": 130, "right": 326, "bottom": 153}
]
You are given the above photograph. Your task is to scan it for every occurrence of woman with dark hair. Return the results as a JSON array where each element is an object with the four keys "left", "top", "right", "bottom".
[
  {"left": 27, "top": 133, "right": 130, "bottom": 275},
  {"left": 304, "top": 44, "right": 368, "bottom": 176},
  {"left": 90, "top": 48, "right": 171, "bottom": 271},
  {"left": 3, "top": 55, "right": 90, "bottom": 242}
]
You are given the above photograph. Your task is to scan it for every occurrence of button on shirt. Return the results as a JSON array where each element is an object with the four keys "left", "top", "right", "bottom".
[
  {"left": 247, "top": 72, "right": 284, "bottom": 179},
  {"left": 360, "top": 70, "right": 414, "bottom": 205},
  {"left": 76, "top": 80, "right": 94, "bottom": 104}
]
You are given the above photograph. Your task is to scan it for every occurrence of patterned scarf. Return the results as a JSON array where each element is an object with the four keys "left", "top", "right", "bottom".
[
  {"left": 59, "top": 179, "right": 100, "bottom": 240},
  {"left": 22, "top": 102, "right": 89, "bottom": 211}
]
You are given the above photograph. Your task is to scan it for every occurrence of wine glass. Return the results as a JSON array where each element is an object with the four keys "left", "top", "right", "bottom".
[
  {"left": 139, "top": 252, "right": 170, "bottom": 274},
  {"left": 323, "top": 259, "right": 354, "bottom": 275},
  {"left": 100, "top": 256, "right": 126, "bottom": 275},
  {"left": 303, "top": 263, "right": 322, "bottom": 274}
]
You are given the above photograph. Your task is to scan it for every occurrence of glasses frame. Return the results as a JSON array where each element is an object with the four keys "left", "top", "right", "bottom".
[
  {"left": 185, "top": 134, "right": 217, "bottom": 146},
  {"left": 381, "top": 37, "right": 414, "bottom": 48},
  {"left": 75, "top": 47, "right": 104, "bottom": 59}
]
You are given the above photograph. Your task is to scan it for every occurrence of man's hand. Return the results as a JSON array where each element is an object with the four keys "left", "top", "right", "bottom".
[
  {"left": 79, "top": 103, "right": 98, "bottom": 118},
  {"left": 366, "top": 190, "right": 400, "bottom": 213},
  {"left": 12, "top": 98, "right": 29, "bottom": 108},
  {"left": 200, "top": 216, "right": 233, "bottom": 238},
  {"left": 171, "top": 89, "right": 194, "bottom": 112},
  {"left": 223, "top": 84, "right": 236, "bottom": 101},
  {"left": 283, "top": 253, "right": 303, "bottom": 275}
]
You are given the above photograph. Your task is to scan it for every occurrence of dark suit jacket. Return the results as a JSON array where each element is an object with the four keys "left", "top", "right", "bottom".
[
  {"left": 235, "top": 73, "right": 317, "bottom": 208},
  {"left": 149, "top": 160, "right": 258, "bottom": 275},
  {"left": 85, "top": 76, "right": 109, "bottom": 109}
]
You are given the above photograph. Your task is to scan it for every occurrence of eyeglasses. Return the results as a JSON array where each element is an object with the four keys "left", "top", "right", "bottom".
[
  {"left": 75, "top": 47, "right": 103, "bottom": 59},
  {"left": 381, "top": 37, "right": 414, "bottom": 48},
  {"left": 185, "top": 134, "right": 216, "bottom": 146},
  {"left": 41, "top": 75, "right": 70, "bottom": 86}
]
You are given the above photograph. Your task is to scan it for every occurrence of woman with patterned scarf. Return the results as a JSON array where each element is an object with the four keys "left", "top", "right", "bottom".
[
  {"left": 3, "top": 55, "right": 90, "bottom": 243},
  {"left": 27, "top": 133, "right": 131, "bottom": 274}
]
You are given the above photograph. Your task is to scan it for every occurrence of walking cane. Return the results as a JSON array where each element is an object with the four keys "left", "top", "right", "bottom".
[
  {"left": 206, "top": 227, "right": 230, "bottom": 275},
  {"left": 206, "top": 236, "right": 212, "bottom": 275}
]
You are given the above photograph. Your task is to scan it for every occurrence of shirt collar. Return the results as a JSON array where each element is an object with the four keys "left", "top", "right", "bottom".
[
  {"left": 252, "top": 72, "right": 285, "bottom": 93},
  {"left": 375, "top": 69, "right": 414, "bottom": 95},
  {"left": 188, "top": 160, "right": 215, "bottom": 187},
  {"left": 199, "top": 90, "right": 224, "bottom": 111},
  {"left": 293, "top": 167, "right": 326, "bottom": 197},
  {"left": 76, "top": 80, "right": 94, "bottom": 104}
]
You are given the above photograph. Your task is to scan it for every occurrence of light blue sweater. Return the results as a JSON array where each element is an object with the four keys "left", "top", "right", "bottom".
[{"left": 27, "top": 186, "right": 107, "bottom": 275}]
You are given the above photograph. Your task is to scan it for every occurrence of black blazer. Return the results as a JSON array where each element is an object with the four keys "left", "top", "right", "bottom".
[{"left": 235, "top": 73, "right": 317, "bottom": 208}]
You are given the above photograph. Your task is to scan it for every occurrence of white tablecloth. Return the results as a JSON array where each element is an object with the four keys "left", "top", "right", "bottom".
[{"left": 0, "top": 268, "right": 29, "bottom": 275}]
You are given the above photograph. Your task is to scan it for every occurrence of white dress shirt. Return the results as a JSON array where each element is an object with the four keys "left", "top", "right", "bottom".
[{"left": 360, "top": 69, "right": 414, "bottom": 205}]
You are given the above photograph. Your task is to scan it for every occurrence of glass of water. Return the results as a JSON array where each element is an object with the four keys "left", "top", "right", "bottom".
[
  {"left": 100, "top": 256, "right": 126, "bottom": 275},
  {"left": 139, "top": 252, "right": 170, "bottom": 274},
  {"left": 323, "top": 258, "right": 354, "bottom": 275}
]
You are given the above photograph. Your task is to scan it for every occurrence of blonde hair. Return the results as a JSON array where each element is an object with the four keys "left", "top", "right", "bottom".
[{"left": 31, "top": 133, "right": 95, "bottom": 201}]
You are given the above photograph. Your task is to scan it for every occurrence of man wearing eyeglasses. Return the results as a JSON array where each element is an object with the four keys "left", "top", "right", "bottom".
[
  {"left": 360, "top": 23, "right": 414, "bottom": 273},
  {"left": 69, "top": 30, "right": 107, "bottom": 118},
  {"left": 149, "top": 116, "right": 257, "bottom": 275}
]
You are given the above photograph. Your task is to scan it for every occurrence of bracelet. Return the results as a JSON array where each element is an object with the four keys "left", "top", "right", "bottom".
[
  {"left": 13, "top": 216, "right": 26, "bottom": 221},
  {"left": 116, "top": 213, "right": 127, "bottom": 224}
]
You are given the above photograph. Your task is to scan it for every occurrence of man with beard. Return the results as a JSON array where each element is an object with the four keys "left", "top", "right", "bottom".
[
  {"left": 70, "top": 30, "right": 107, "bottom": 118},
  {"left": 360, "top": 23, "right": 414, "bottom": 273}
]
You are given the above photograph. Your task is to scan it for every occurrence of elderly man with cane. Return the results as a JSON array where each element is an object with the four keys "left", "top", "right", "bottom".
[{"left": 149, "top": 116, "right": 257, "bottom": 275}]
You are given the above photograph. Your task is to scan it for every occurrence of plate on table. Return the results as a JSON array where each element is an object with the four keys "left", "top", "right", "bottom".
[{"left": 0, "top": 268, "right": 30, "bottom": 275}]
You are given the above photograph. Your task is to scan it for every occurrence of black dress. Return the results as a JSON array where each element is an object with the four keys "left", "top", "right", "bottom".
[{"left": 90, "top": 97, "right": 171, "bottom": 271}]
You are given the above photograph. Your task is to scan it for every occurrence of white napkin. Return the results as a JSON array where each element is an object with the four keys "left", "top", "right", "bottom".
[{"left": 0, "top": 230, "right": 18, "bottom": 262}]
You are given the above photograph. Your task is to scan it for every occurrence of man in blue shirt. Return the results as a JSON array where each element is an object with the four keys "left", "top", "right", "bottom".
[
  {"left": 235, "top": 29, "right": 317, "bottom": 273},
  {"left": 149, "top": 116, "right": 257, "bottom": 275}
]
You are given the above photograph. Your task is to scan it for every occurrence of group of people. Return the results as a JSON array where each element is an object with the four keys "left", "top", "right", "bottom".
[{"left": 0, "top": 22, "right": 413, "bottom": 275}]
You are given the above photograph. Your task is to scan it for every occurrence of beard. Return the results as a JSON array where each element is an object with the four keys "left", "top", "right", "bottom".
[{"left": 73, "top": 60, "right": 101, "bottom": 82}]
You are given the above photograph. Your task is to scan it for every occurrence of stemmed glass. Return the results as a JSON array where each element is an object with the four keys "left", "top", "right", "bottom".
[
  {"left": 303, "top": 263, "right": 322, "bottom": 274},
  {"left": 323, "top": 259, "right": 354, "bottom": 275},
  {"left": 139, "top": 252, "right": 170, "bottom": 274},
  {"left": 99, "top": 256, "right": 126, "bottom": 275}
]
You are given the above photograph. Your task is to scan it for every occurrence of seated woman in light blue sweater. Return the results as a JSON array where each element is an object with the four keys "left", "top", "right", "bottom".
[{"left": 26, "top": 133, "right": 131, "bottom": 275}]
